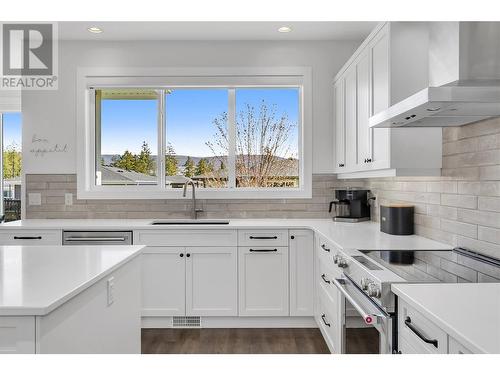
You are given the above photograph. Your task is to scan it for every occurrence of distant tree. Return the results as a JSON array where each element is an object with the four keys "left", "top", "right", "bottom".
[
  {"left": 183, "top": 156, "right": 195, "bottom": 178},
  {"left": 113, "top": 150, "right": 137, "bottom": 171},
  {"left": 195, "top": 158, "right": 213, "bottom": 176},
  {"left": 135, "top": 141, "right": 155, "bottom": 175},
  {"left": 219, "top": 160, "right": 226, "bottom": 171},
  {"left": 3, "top": 143, "right": 21, "bottom": 179},
  {"left": 165, "top": 143, "right": 178, "bottom": 176}
]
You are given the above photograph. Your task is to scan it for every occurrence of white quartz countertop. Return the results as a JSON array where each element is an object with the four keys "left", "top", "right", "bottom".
[
  {"left": 0, "top": 245, "right": 144, "bottom": 316},
  {"left": 392, "top": 283, "right": 500, "bottom": 354},
  {"left": 0, "top": 219, "right": 451, "bottom": 251}
]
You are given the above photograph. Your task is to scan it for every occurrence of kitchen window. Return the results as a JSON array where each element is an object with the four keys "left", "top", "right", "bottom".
[{"left": 77, "top": 68, "right": 311, "bottom": 199}]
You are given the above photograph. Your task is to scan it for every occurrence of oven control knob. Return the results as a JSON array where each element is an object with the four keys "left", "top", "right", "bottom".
[
  {"left": 361, "top": 277, "right": 372, "bottom": 290},
  {"left": 333, "top": 254, "right": 340, "bottom": 264},
  {"left": 337, "top": 258, "right": 348, "bottom": 268},
  {"left": 367, "top": 283, "right": 381, "bottom": 298}
]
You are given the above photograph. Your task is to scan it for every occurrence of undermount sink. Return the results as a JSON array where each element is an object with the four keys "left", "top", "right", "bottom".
[{"left": 150, "top": 219, "right": 230, "bottom": 225}]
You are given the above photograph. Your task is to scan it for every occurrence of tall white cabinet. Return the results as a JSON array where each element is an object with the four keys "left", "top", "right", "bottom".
[{"left": 333, "top": 22, "right": 442, "bottom": 178}]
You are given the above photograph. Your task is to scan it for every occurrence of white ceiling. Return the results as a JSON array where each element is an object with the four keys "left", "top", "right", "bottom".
[{"left": 58, "top": 21, "right": 377, "bottom": 41}]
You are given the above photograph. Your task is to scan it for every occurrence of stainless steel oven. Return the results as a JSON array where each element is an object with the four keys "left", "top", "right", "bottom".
[{"left": 332, "top": 274, "right": 395, "bottom": 354}]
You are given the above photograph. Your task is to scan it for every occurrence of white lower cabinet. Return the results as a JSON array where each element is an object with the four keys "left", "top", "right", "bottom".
[
  {"left": 289, "top": 230, "right": 314, "bottom": 316},
  {"left": 141, "top": 246, "right": 238, "bottom": 317},
  {"left": 185, "top": 247, "right": 237, "bottom": 316},
  {"left": 142, "top": 247, "right": 186, "bottom": 316},
  {"left": 238, "top": 246, "right": 289, "bottom": 316},
  {"left": 0, "top": 317, "right": 35, "bottom": 354},
  {"left": 398, "top": 297, "right": 476, "bottom": 354}
]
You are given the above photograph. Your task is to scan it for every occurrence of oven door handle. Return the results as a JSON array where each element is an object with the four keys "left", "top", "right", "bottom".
[{"left": 333, "top": 277, "right": 387, "bottom": 325}]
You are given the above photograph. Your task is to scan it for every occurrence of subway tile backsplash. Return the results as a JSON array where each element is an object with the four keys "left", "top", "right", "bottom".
[
  {"left": 365, "top": 117, "right": 500, "bottom": 261},
  {"left": 25, "top": 174, "right": 363, "bottom": 220}
]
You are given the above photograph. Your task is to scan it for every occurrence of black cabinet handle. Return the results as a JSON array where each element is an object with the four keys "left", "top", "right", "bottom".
[
  {"left": 321, "top": 274, "right": 331, "bottom": 284},
  {"left": 321, "top": 244, "right": 330, "bottom": 252},
  {"left": 404, "top": 317, "right": 438, "bottom": 348},
  {"left": 321, "top": 314, "right": 331, "bottom": 327},
  {"left": 13, "top": 236, "right": 42, "bottom": 240},
  {"left": 249, "top": 249, "right": 277, "bottom": 252},
  {"left": 249, "top": 236, "right": 278, "bottom": 240},
  {"left": 180, "top": 253, "right": 184, "bottom": 257},
  {"left": 186, "top": 253, "right": 191, "bottom": 258},
  {"left": 290, "top": 235, "right": 295, "bottom": 239}
]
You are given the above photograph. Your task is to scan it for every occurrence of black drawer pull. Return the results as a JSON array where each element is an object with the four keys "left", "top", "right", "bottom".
[
  {"left": 321, "top": 314, "right": 331, "bottom": 327},
  {"left": 321, "top": 244, "right": 330, "bottom": 252},
  {"left": 249, "top": 236, "right": 278, "bottom": 240},
  {"left": 321, "top": 274, "right": 331, "bottom": 284},
  {"left": 404, "top": 317, "right": 438, "bottom": 348},
  {"left": 249, "top": 249, "right": 278, "bottom": 252},
  {"left": 13, "top": 236, "right": 42, "bottom": 240}
]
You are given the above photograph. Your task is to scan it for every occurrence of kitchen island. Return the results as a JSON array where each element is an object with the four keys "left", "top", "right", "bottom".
[
  {"left": 392, "top": 283, "right": 500, "bottom": 354},
  {"left": 0, "top": 245, "right": 144, "bottom": 353}
]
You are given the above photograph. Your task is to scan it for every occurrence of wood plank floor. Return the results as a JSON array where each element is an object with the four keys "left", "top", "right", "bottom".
[{"left": 142, "top": 328, "right": 330, "bottom": 354}]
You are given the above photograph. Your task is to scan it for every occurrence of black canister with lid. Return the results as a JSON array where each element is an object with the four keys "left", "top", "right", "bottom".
[{"left": 380, "top": 204, "right": 414, "bottom": 235}]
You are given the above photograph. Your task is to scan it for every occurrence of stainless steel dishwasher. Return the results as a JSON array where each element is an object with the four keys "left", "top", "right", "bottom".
[{"left": 62, "top": 231, "right": 133, "bottom": 245}]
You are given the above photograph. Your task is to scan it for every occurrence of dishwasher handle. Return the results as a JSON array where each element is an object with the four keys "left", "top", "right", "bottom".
[{"left": 64, "top": 237, "right": 128, "bottom": 242}]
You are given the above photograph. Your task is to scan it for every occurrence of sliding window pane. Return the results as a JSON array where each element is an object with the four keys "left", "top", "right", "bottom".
[
  {"left": 165, "top": 89, "right": 228, "bottom": 189},
  {"left": 2, "top": 113, "right": 22, "bottom": 221},
  {"left": 235, "top": 88, "right": 300, "bottom": 188},
  {"left": 96, "top": 89, "right": 159, "bottom": 186}
]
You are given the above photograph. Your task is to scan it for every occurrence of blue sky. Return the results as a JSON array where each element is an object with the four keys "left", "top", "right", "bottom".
[
  {"left": 3, "top": 113, "right": 22, "bottom": 150},
  {"left": 101, "top": 88, "right": 299, "bottom": 157}
]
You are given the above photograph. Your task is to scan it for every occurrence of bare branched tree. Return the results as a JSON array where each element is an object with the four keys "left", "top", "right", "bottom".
[{"left": 206, "top": 100, "right": 298, "bottom": 188}]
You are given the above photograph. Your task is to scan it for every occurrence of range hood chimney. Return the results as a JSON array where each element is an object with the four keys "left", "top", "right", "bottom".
[{"left": 370, "top": 22, "right": 500, "bottom": 128}]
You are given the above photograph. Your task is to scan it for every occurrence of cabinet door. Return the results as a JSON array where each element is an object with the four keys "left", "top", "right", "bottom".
[
  {"left": 141, "top": 247, "right": 186, "bottom": 316},
  {"left": 370, "top": 28, "right": 390, "bottom": 169},
  {"left": 289, "top": 230, "right": 314, "bottom": 316},
  {"left": 0, "top": 317, "right": 35, "bottom": 354},
  {"left": 185, "top": 247, "right": 238, "bottom": 316},
  {"left": 334, "top": 79, "right": 346, "bottom": 170},
  {"left": 238, "top": 246, "right": 289, "bottom": 316},
  {"left": 356, "top": 50, "right": 371, "bottom": 169},
  {"left": 344, "top": 66, "right": 358, "bottom": 169}
]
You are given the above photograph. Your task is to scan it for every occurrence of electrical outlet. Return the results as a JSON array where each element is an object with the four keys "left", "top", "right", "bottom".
[
  {"left": 107, "top": 277, "right": 115, "bottom": 306},
  {"left": 65, "top": 193, "right": 73, "bottom": 206},
  {"left": 28, "top": 193, "right": 41, "bottom": 206}
]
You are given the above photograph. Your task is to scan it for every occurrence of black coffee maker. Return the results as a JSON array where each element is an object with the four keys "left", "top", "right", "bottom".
[{"left": 329, "top": 188, "right": 374, "bottom": 222}]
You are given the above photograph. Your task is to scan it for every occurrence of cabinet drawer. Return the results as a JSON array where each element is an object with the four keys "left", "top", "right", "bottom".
[
  {"left": 316, "top": 236, "right": 339, "bottom": 274},
  {"left": 399, "top": 299, "right": 447, "bottom": 354},
  {"left": 134, "top": 230, "right": 237, "bottom": 247},
  {"left": 448, "top": 337, "right": 473, "bottom": 354},
  {"left": 238, "top": 229, "right": 288, "bottom": 247},
  {"left": 317, "top": 281, "right": 340, "bottom": 353},
  {"left": 0, "top": 230, "right": 61, "bottom": 245},
  {"left": 398, "top": 335, "right": 420, "bottom": 354}
]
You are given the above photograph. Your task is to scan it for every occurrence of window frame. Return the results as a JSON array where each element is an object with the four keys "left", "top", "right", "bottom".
[{"left": 76, "top": 67, "right": 312, "bottom": 199}]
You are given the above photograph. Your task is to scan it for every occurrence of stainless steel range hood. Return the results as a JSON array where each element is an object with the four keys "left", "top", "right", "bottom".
[{"left": 370, "top": 22, "right": 500, "bottom": 128}]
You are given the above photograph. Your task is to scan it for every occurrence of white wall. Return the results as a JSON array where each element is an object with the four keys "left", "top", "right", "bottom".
[{"left": 22, "top": 40, "right": 359, "bottom": 175}]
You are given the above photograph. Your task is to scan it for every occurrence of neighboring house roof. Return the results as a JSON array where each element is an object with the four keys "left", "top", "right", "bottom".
[
  {"left": 100, "top": 165, "right": 192, "bottom": 185},
  {"left": 100, "top": 165, "right": 157, "bottom": 184}
]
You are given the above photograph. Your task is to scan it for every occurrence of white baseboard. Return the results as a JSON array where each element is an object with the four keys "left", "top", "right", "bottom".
[{"left": 142, "top": 316, "right": 317, "bottom": 329}]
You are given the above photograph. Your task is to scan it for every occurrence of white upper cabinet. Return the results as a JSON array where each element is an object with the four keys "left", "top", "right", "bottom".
[
  {"left": 334, "top": 79, "right": 346, "bottom": 169},
  {"left": 333, "top": 22, "right": 442, "bottom": 178}
]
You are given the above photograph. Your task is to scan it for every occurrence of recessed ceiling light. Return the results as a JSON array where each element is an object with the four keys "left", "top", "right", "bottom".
[
  {"left": 278, "top": 26, "right": 292, "bottom": 33},
  {"left": 87, "top": 27, "right": 103, "bottom": 34}
]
